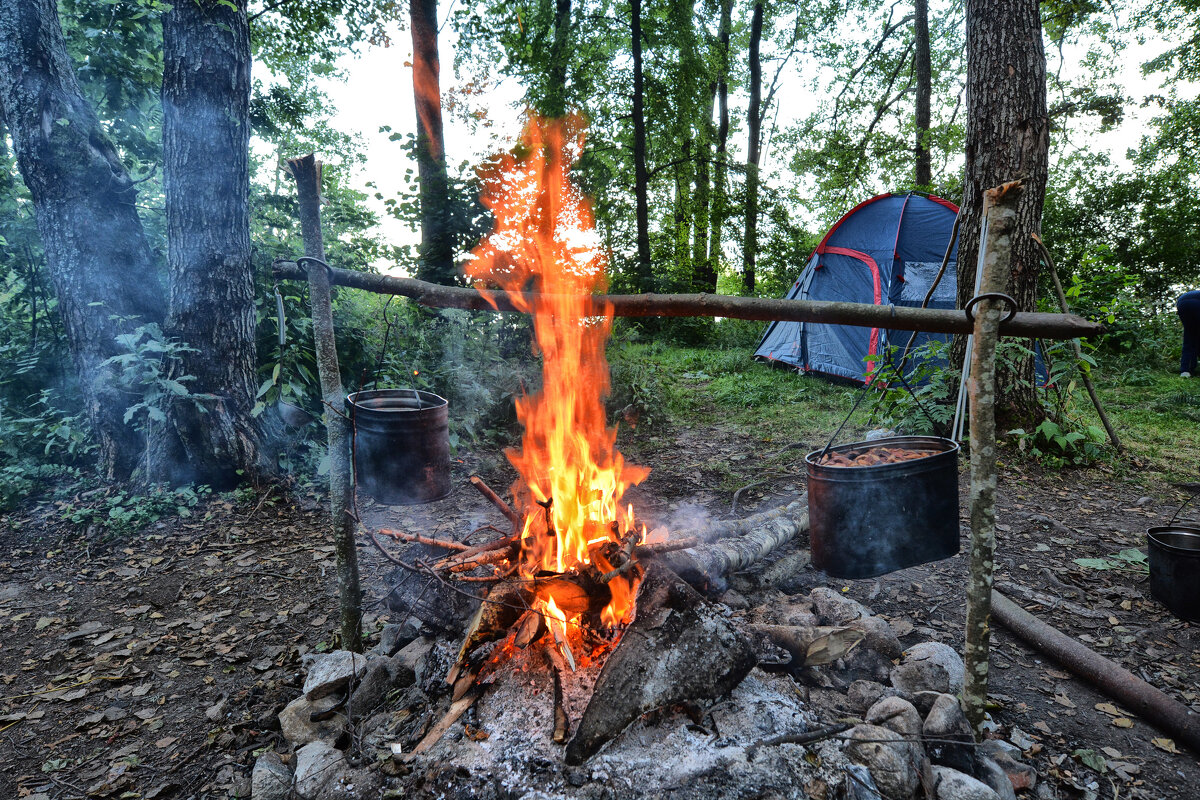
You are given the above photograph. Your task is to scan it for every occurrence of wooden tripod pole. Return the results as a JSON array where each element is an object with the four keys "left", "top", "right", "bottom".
[
  {"left": 962, "top": 180, "right": 1023, "bottom": 733},
  {"left": 1033, "top": 234, "right": 1122, "bottom": 452},
  {"left": 288, "top": 154, "right": 363, "bottom": 653}
]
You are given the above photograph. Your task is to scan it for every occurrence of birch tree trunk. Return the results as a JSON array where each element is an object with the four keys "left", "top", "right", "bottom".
[
  {"left": 155, "top": 0, "right": 262, "bottom": 488},
  {"left": 954, "top": 0, "right": 1049, "bottom": 424},
  {"left": 0, "top": 0, "right": 164, "bottom": 481},
  {"left": 963, "top": 181, "right": 1023, "bottom": 733}
]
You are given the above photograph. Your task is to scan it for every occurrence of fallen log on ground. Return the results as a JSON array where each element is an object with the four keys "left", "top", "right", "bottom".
[
  {"left": 272, "top": 261, "right": 1101, "bottom": 341},
  {"left": 657, "top": 502, "right": 809, "bottom": 588},
  {"left": 991, "top": 589, "right": 1200, "bottom": 754}
]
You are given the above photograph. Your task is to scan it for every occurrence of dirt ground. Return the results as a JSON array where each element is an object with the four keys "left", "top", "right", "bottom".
[{"left": 1, "top": 419, "right": 1197, "bottom": 799}]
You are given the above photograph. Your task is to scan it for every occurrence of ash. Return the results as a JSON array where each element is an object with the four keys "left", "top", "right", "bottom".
[{"left": 413, "top": 648, "right": 839, "bottom": 800}]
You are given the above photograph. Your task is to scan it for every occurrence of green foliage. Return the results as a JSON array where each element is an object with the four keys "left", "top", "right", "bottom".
[
  {"left": 1008, "top": 418, "right": 1106, "bottom": 466},
  {"left": 868, "top": 342, "right": 957, "bottom": 435},
  {"left": 60, "top": 484, "right": 210, "bottom": 536},
  {"left": 1073, "top": 548, "right": 1149, "bottom": 574},
  {"left": 102, "top": 323, "right": 206, "bottom": 435}
]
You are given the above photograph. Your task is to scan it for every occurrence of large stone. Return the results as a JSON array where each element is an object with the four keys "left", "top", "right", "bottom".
[
  {"left": 348, "top": 657, "right": 394, "bottom": 713},
  {"left": 843, "top": 764, "right": 885, "bottom": 800},
  {"left": 250, "top": 753, "right": 291, "bottom": 800},
  {"left": 890, "top": 659, "right": 951, "bottom": 697},
  {"left": 374, "top": 619, "right": 420, "bottom": 658},
  {"left": 923, "top": 693, "right": 975, "bottom": 775},
  {"left": 390, "top": 636, "right": 435, "bottom": 690},
  {"left": 976, "top": 757, "right": 1018, "bottom": 800},
  {"left": 931, "top": 766, "right": 1001, "bottom": 800},
  {"left": 903, "top": 642, "right": 964, "bottom": 693},
  {"left": 293, "top": 741, "right": 346, "bottom": 800},
  {"left": 844, "top": 724, "right": 919, "bottom": 800},
  {"left": 848, "top": 680, "right": 895, "bottom": 714},
  {"left": 849, "top": 616, "right": 904, "bottom": 660},
  {"left": 987, "top": 751, "right": 1037, "bottom": 792},
  {"left": 867, "top": 696, "right": 924, "bottom": 764},
  {"left": 302, "top": 651, "right": 368, "bottom": 700},
  {"left": 279, "top": 695, "right": 347, "bottom": 746},
  {"left": 810, "top": 587, "right": 872, "bottom": 625}
]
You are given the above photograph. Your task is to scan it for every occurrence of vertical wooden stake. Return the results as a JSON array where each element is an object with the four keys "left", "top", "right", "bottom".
[
  {"left": 962, "top": 179, "right": 1023, "bottom": 733},
  {"left": 288, "top": 154, "right": 363, "bottom": 653}
]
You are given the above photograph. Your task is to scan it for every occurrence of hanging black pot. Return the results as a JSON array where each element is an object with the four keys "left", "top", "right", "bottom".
[
  {"left": 805, "top": 435, "right": 961, "bottom": 579},
  {"left": 347, "top": 389, "right": 451, "bottom": 505}
]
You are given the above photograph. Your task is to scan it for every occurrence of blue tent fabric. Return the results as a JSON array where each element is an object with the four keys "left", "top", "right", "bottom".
[{"left": 755, "top": 192, "right": 960, "bottom": 383}]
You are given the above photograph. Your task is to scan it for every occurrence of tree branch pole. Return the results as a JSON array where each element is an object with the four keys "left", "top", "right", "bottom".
[
  {"left": 963, "top": 180, "right": 1023, "bottom": 733},
  {"left": 1032, "top": 233, "right": 1122, "bottom": 452},
  {"left": 271, "top": 262, "right": 1100, "bottom": 342},
  {"left": 287, "top": 154, "right": 363, "bottom": 653},
  {"left": 991, "top": 590, "right": 1200, "bottom": 754}
]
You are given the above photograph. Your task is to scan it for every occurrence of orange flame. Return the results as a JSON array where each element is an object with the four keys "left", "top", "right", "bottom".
[{"left": 468, "top": 115, "right": 647, "bottom": 627}]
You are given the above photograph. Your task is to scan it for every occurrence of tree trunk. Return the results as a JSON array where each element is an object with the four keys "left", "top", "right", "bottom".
[
  {"left": 546, "top": 0, "right": 572, "bottom": 118},
  {"left": 743, "top": 0, "right": 764, "bottom": 295},
  {"left": 156, "top": 0, "right": 262, "bottom": 488},
  {"left": 0, "top": 0, "right": 164, "bottom": 481},
  {"left": 691, "top": 84, "right": 715, "bottom": 292},
  {"left": 707, "top": 0, "right": 733, "bottom": 293},
  {"left": 410, "top": 0, "right": 455, "bottom": 285},
  {"left": 913, "top": 0, "right": 932, "bottom": 188},
  {"left": 673, "top": 138, "right": 693, "bottom": 280},
  {"left": 288, "top": 155, "right": 363, "bottom": 654},
  {"left": 631, "top": 0, "right": 652, "bottom": 292},
  {"left": 954, "top": 0, "right": 1049, "bottom": 425}
]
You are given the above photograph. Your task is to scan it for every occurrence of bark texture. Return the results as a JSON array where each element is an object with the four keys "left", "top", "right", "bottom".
[
  {"left": 962, "top": 182, "right": 1022, "bottom": 734},
  {"left": 288, "top": 155, "right": 363, "bottom": 653},
  {"left": 157, "top": 0, "right": 261, "bottom": 487},
  {"left": 410, "top": 0, "right": 455, "bottom": 284},
  {"left": 913, "top": 0, "right": 932, "bottom": 188},
  {"left": 0, "top": 0, "right": 164, "bottom": 480},
  {"left": 955, "top": 0, "right": 1049, "bottom": 423},
  {"left": 742, "top": 0, "right": 764, "bottom": 294},
  {"left": 706, "top": 0, "right": 733, "bottom": 293},
  {"left": 545, "top": 0, "right": 572, "bottom": 118},
  {"left": 630, "top": 0, "right": 652, "bottom": 291}
]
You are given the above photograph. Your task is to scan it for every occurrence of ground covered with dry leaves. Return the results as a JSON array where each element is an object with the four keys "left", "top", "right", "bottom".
[{"left": 1, "top": 423, "right": 1198, "bottom": 799}]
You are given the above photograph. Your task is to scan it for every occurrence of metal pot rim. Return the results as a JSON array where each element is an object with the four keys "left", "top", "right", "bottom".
[{"left": 804, "top": 435, "right": 959, "bottom": 468}]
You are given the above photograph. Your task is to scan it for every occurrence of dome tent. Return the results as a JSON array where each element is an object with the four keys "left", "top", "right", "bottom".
[{"left": 754, "top": 192, "right": 959, "bottom": 383}]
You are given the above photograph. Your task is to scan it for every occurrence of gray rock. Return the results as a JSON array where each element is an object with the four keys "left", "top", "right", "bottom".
[
  {"left": 864, "top": 428, "right": 898, "bottom": 441},
  {"left": 979, "top": 739, "right": 1022, "bottom": 761},
  {"left": 988, "top": 751, "right": 1037, "bottom": 792},
  {"left": 903, "top": 642, "right": 965, "bottom": 693},
  {"left": 810, "top": 587, "right": 872, "bottom": 625},
  {"left": 923, "top": 693, "right": 975, "bottom": 775},
  {"left": 293, "top": 741, "right": 346, "bottom": 800},
  {"left": 931, "top": 766, "right": 1001, "bottom": 800},
  {"left": 844, "top": 764, "right": 885, "bottom": 800},
  {"left": 976, "top": 756, "right": 1018, "bottom": 800},
  {"left": 867, "top": 695, "right": 924, "bottom": 764},
  {"left": 302, "top": 651, "right": 368, "bottom": 701},
  {"left": 843, "top": 645, "right": 896, "bottom": 684},
  {"left": 847, "top": 680, "right": 895, "bottom": 714},
  {"left": 279, "top": 694, "right": 347, "bottom": 746},
  {"left": 844, "top": 724, "right": 919, "bottom": 800},
  {"left": 909, "top": 690, "right": 948, "bottom": 717},
  {"left": 251, "top": 753, "right": 291, "bottom": 800},
  {"left": 890, "top": 659, "right": 951, "bottom": 697},
  {"left": 850, "top": 616, "right": 904, "bottom": 660},
  {"left": 348, "top": 657, "right": 394, "bottom": 713},
  {"left": 374, "top": 619, "right": 420, "bottom": 657},
  {"left": 390, "top": 636, "right": 435, "bottom": 690}
]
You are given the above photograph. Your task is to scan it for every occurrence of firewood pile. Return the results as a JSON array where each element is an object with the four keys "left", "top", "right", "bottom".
[
  {"left": 818, "top": 445, "right": 939, "bottom": 467},
  {"left": 246, "top": 487, "right": 1040, "bottom": 800}
]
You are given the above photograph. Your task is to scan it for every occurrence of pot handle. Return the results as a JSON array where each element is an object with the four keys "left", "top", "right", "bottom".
[{"left": 1168, "top": 489, "right": 1199, "bottom": 526}]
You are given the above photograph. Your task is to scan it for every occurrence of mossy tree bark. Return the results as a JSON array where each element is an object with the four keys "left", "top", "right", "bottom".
[
  {"left": 154, "top": 0, "right": 263, "bottom": 488},
  {"left": 954, "top": 0, "right": 1049, "bottom": 426},
  {"left": 410, "top": 0, "right": 455, "bottom": 285},
  {"left": 0, "top": 0, "right": 165, "bottom": 481}
]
